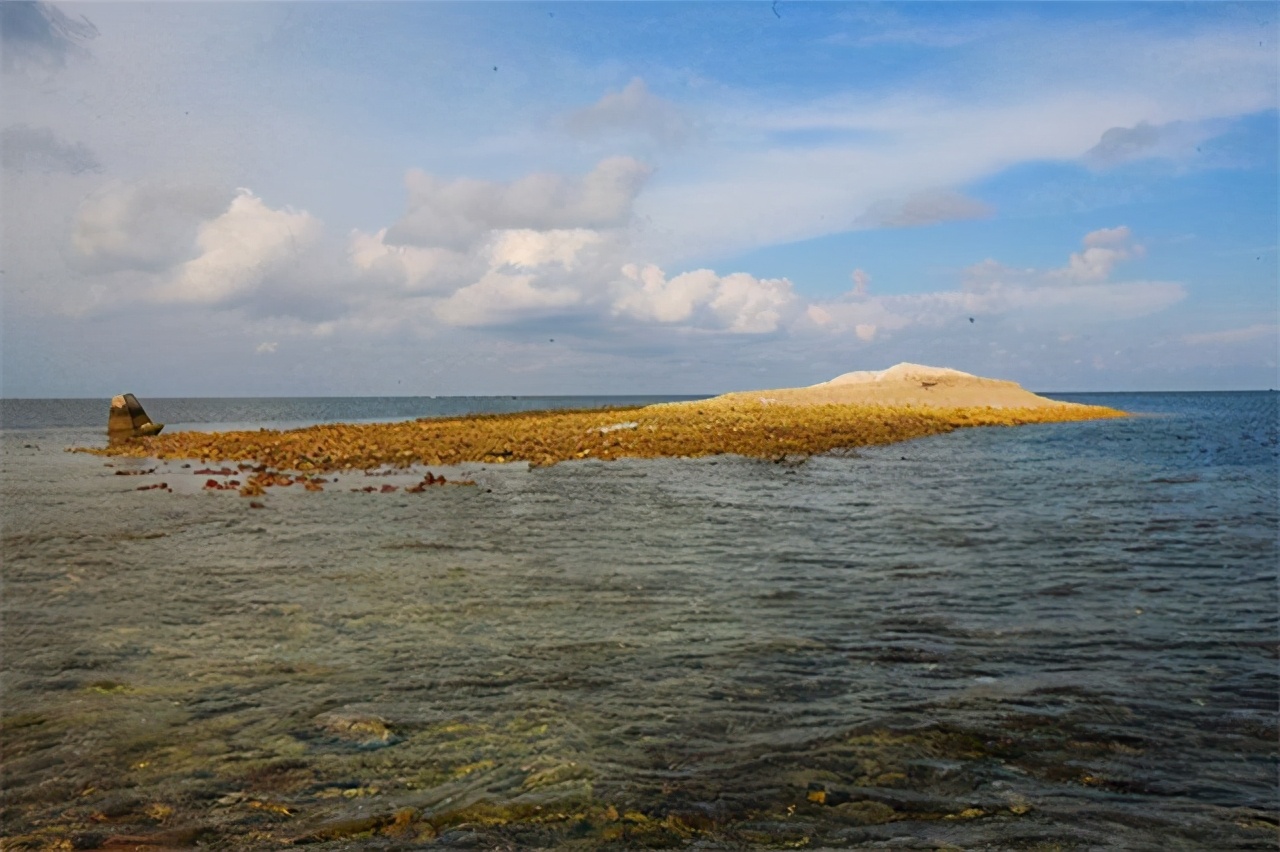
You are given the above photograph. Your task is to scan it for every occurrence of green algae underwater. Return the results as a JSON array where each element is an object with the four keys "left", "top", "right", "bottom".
[{"left": 3, "top": 393, "right": 1277, "bottom": 849}]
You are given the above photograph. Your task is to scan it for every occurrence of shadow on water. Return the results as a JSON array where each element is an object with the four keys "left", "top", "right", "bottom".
[{"left": 1, "top": 393, "right": 1276, "bottom": 849}]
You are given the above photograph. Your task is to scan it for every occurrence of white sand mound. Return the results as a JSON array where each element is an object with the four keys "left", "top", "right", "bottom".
[
  {"left": 813, "top": 363, "right": 977, "bottom": 387},
  {"left": 716, "top": 362, "right": 1073, "bottom": 410}
]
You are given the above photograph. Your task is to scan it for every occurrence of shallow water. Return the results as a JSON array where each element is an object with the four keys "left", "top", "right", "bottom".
[{"left": 2, "top": 393, "right": 1277, "bottom": 849}]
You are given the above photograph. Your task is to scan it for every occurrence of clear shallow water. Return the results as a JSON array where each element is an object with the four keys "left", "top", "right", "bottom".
[{"left": 2, "top": 393, "right": 1276, "bottom": 849}]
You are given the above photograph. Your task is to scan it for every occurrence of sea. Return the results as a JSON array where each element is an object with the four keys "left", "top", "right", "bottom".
[{"left": 2, "top": 392, "right": 1276, "bottom": 850}]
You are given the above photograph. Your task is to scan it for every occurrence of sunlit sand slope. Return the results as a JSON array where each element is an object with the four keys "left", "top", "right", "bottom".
[{"left": 717, "top": 362, "right": 1074, "bottom": 410}]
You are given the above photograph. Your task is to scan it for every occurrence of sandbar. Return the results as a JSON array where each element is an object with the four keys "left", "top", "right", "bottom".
[{"left": 84, "top": 364, "right": 1123, "bottom": 472}]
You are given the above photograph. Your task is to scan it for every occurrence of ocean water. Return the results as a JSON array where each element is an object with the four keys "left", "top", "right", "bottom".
[{"left": 1, "top": 392, "right": 1276, "bottom": 850}]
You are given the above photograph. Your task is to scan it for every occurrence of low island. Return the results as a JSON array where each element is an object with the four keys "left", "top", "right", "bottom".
[{"left": 86, "top": 364, "right": 1124, "bottom": 474}]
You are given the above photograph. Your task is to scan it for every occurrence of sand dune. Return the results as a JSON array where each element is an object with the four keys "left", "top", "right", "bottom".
[{"left": 715, "top": 362, "right": 1072, "bottom": 410}]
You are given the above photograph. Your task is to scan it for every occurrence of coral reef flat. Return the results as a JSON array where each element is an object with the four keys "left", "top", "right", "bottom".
[{"left": 84, "top": 375, "right": 1124, "bottom": 472}]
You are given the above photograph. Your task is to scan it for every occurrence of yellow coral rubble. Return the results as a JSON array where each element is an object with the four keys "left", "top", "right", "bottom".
[{"left": 83, "top": 397, "right": 1125, "bottom": 471}]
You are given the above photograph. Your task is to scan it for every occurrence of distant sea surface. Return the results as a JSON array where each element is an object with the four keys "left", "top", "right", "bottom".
[{"left": 2, "top": 392, "right": 1277, "bottom": 849}]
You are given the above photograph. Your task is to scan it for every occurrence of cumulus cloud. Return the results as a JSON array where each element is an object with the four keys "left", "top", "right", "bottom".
[
  {"left": 489, "top": 228, "right": 604, "bottom": 271},
  {"left": 62, "top": 184, "right": 364, "bottom": 322},
  {"left": 1082, "top": 227, "right": 1130, "bottom": 248},
  {"left": 434, "top": 271, "right": 583, "bottom": 327},
  {"left": 612, "top": 264, "right": 713, "bottom": 324},
  {"left": 566, "top": 78, "right": 692, "bottom": 145},
  {"left": 158, "top": 189, "right": 322, "bottom": 305},
  {"left": 2, "top": 124, "right": 99, "bottom": 174},
  {"left": 964, "top": 226, "right": 1144, "bottom": 290},
  {"left": 346, "top": 225, "right": 616, "bottom": 326},
  {"left": 858, "top": 189, "right": 993, "bottom": 228},
  {"left": 348, "top": 228, "right": 478, "bottom": 294},
  {"left": 709, "top": 273, "right": 799, "bottom": 333},
  {"left": 42, "top": 156, "right": 1185, "bottom": 357},
  {"left": 1051, "top": 226, "right": 1144, "bottom": 284},
  {"left": 383, "top": 157, "right": 652, "bottom": 250},
  {"left": 72, "top": 180, "right": 228, "bottom": 273},
  {"left": 57, "top": 177, "right": 1181, "bottom": 349},
  {"left": 50, "top": 167, "right": 652, "bottom": 333},
  {"left": 612, "top": 264, "right": 799, "bottom": 333},
  {"left": 359, "top": 226, "right": 801, "bottom": 334}
]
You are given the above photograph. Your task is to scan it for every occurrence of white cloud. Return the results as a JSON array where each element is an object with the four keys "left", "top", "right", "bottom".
[
  {"left": 612, "top": 265, "right": 799, "bottom": 333},
  {"left": 348, "top": 228, "right": 477, "bottom": 294},
  {"left": 636, "top": 92, "right": 1138, "bottom": 261},
  {"left": 159, "top": 189, "right": 322, "bottom": 305},
  {"left": 72, "top": 179, "right": 227, "bottom": 273},
  {"left": 434, "top": 271, "right": 582, "bottom": 327},
  {"left": 50, "top": 171, "right": 1187, "bottom": 349},
  {"left": 634, "top": 18, "right": 1276, "bottom": 264},
  {"left": 806, "top": 305, "right": 833, "bottom": 327},
  {"left": 255, "top": 341, "right": 277, "bottom": 354},
  {"left": 613, "top": 265, "right": 714, "bottom": 324},
  {"left": 1048, "top": 226, "right": 1144, "bottom": 284},
  {"left": 812, "top": 226, "right": 1184, "bottom": 339},
  {"left": 566, "top": 78, "right": 692, "bottom": 145},
  {"left": 384, "top": 157, "right": 652, "bottom": 250},
  {"left": 814, "top": 281, "right": 1186, "bottom": 339},
  {"left": 488, "top": 228, "right": 603, "bottom": 271},
  {"left": 344, "top": 223, "right": 619, "bottom": 330},
  {"left": 1082, "top": 226, "right": 1131, "bottom": 248},
  {"left": 964, "top": 226, "right": 1145, "bottom": 290},
  {"left": 708, "top": 273, "right": 799, "bottom": 333}
]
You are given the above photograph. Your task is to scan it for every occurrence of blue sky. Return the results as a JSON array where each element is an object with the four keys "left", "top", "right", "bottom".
[{"left": 2, "top": 2, "right": 1276, "bottom": 396}]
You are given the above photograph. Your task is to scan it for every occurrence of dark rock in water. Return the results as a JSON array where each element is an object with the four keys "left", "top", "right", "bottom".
[{"left": 108, "top": 394, "right": 164, "bottom": 440}]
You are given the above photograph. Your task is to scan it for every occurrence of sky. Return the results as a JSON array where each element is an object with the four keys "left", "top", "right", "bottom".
[{"left": 1, "top": 1, "right": 1276, "bottom": 397}]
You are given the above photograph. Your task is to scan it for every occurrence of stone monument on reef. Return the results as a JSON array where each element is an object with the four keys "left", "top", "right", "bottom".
[{"left": 107, "top": 393, "right": 164, "bottom": 439}]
